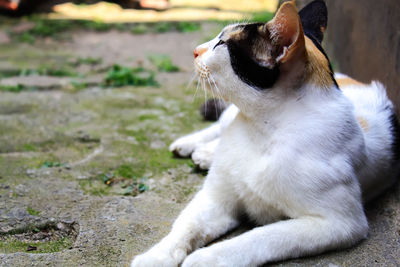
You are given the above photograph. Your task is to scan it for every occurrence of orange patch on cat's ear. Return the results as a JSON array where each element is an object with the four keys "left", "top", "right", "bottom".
[
  {"left": 266, "top": 1, "right": 305, "bottom": 64},
  {"left": 337, "top": 77, "right": 366, "bottom": 88}
]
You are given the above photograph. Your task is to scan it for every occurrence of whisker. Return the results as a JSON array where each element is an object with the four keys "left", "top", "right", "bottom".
[
  {"left": 192, "top": 76, "right": 201, "bottom": 102},
  {"left": 186, "top": 72, "right": 198, "bottom": 91},
  {"left": 209, "top": 75, "right": 223, "bottom": 101},
  {"left": 207, "top": 76, "right": 221, "bottom": 119},
  {"left": 199, "top": 77, "right": 208, "bottom": 115}
]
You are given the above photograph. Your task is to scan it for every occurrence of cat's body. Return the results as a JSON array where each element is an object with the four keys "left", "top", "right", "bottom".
[
  {"left": 171, "top": 74, "right": 398, "bottom": 202},
  {"left": 131, "top": 1, "right": 399, "bottom": 266}
]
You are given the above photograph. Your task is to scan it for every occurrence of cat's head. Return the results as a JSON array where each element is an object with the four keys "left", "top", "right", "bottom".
[{"left": 194, "top": 0, "right": 335, "bottom": 111}]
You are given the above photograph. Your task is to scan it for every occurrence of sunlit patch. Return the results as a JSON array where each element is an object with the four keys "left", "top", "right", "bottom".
[{"left": 337, "top": 77, "right": 366, "bottom": 88}]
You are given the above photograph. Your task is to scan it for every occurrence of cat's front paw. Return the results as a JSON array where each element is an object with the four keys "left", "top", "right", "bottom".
[
  {"left": 191, "top": 147, "right": 213, "bottom": 170},
  {"left": 191, "top": 139, "right": 218, "bottom": 170},
  {"left": 131, "top": 243, "right": 187, "bottom": 267},
  {"left": 169, "top": 136, "right": 200, "bottom": 157},
  {"left": 131, "top": 249, "right": 184, "bottom": 267},
  {"left": 182, "top": 248, "right": 224, "bottom": 267}
]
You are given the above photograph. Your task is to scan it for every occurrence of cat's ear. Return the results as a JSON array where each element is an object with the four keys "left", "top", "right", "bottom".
[
  {"left": 298, "top": 0, "right": 327, "bottom": 43},
  {"left": 265, "top": 1, "right": 305, "bottom": 64}
]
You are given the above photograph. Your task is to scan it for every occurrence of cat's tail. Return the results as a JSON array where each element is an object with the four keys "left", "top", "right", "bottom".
[{"left": 337, "top": 74, "right": 400, "bottom": 201}]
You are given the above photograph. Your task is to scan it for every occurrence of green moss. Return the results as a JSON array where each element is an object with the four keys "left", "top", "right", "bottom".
[
  {"left": 26, "top": 206, "right": 40, "bottom": 216},
  {"left": 21, "top": 144, "right": 37, "bottom": 152},
  {"left": 115, "top": 164, "right": 137, "bottom": 178},
  {"left": 79, "top": 179, "right": 111, "bottom": 196},
  {"left": 138, "top": 114, "right": 160, "bottom": 121},
  {"left": 0, "top": 237, "right": 73, "bottom": 254}
]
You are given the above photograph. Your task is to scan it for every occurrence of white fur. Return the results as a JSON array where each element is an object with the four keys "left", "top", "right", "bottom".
[{"left": 131, "top": 27, "right": 398, "bottom": 267}]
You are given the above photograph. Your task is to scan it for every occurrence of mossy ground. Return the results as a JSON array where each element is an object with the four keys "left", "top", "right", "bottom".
[
  {"left": 0, "top": 237, "right": 73, "bottom": 254},
  {"left": 0, "top": 14, "right": 217, "bottom": 263}
]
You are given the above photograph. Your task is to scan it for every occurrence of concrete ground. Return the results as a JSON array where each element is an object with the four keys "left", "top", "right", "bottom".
[{"left": 0, "top": 3, "right": 399, "bottom": 267}]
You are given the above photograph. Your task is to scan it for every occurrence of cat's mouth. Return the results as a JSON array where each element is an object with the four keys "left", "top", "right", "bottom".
[{"left": 194, "top": 59, "right": 210, "bottom": 79}]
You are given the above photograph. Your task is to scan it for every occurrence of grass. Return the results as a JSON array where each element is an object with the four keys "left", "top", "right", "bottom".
[
  {"left": 104, "top": 64, "right": 158, "bottom": 87},
  {"left": 10, "top": 18, "right": 114, "bottom": 43},
  {"left": 70, "top": 80, "right": 89, "bottom": 91},
  {"left": 148, "top": 54, "right": 180, "bottom": 72},
  {"left": 0, "top": 84, "right": 25, "bottom": 92},
  {"left": 0, "top": 237, "right": 73, "bottom": 254},
  {"left": 250, "top": 11, "right": 275, "bottom": 23},
  {"left": 20, "top": 66, "right": 78, "bottom": 77},
  {"left": 77, "top": 57, "right": 103, "bottom": 65},
  {"left": 9, "top": 18, "right": 202, "bottom": 43}
]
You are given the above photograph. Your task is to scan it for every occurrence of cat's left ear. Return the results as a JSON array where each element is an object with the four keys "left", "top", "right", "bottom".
[
  {"left": 298, "top": 0, "right": 328, "bottom": 43},
  {"left": 265, "top": 1, "right": 305, "bottom": 64}
]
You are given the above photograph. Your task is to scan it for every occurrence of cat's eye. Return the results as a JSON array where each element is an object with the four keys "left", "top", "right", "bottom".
[{"left": 213, "top": 40, "right": 225, "bottom": 50}]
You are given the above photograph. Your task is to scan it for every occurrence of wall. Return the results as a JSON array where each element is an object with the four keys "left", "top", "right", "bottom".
[
  {"left": 324, "top": 0, "right": 400, "bottom": 109},
  {"left": 280, "top": 0, "right": 400, "bottom": 109}
]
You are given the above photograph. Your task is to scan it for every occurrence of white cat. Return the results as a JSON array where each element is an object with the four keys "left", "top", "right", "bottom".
[{"left": 131, "top": 1, "right": 399, "bottom": 266}]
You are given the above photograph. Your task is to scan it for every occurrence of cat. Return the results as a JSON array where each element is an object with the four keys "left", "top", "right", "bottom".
[{"left": 131, "top": 1, "right": 399, "bottom": 266}]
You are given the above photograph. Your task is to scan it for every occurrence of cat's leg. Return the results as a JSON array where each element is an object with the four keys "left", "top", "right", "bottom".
[
  {"left": 169, "top": 104, "right": 239, "bottom": 158},
  {"left": 169, "top": 123, "right": 221, "bottom": 157},
  {"left": 131, "top": 180, "right": 239, "bottom": 267},
  {"left": 191, "top": 138, "right": 220, "bottom": 170},
  {"left": 182, "top": 214, "right": 368, "bottom": 267}
]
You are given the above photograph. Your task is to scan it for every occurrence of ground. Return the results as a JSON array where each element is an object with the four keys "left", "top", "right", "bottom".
[{"left": 0, "top": 2, "right": 399, "bottom": 267}]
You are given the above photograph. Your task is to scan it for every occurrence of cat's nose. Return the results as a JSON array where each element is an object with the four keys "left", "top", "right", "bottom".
[{"left": 194, "top": 47, "right": 208, "bottom": 58}]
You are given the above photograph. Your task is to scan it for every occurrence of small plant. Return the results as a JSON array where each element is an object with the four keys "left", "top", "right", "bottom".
[
  {"left": 100, "top": 167, "right": 149, "bottom": 196},
  {"left": 122, "top": 178, "right": 149, "bottom": 196},
  {"left": 148, "top": 54, "right": 180, "bottom": 72},
  {"left": 104, "top": 64, "right": 158, "bottom": 87},
  {"left": 41, "top": 161, "right": 64, "bottom": 168}
]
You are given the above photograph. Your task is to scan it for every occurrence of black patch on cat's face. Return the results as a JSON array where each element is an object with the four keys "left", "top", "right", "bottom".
[
  {"left": 226, "top": 23, "right": 280, "bottom": 90},
  {"left": 299, "top": 0, "right": 327, "bottom": 44}
]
